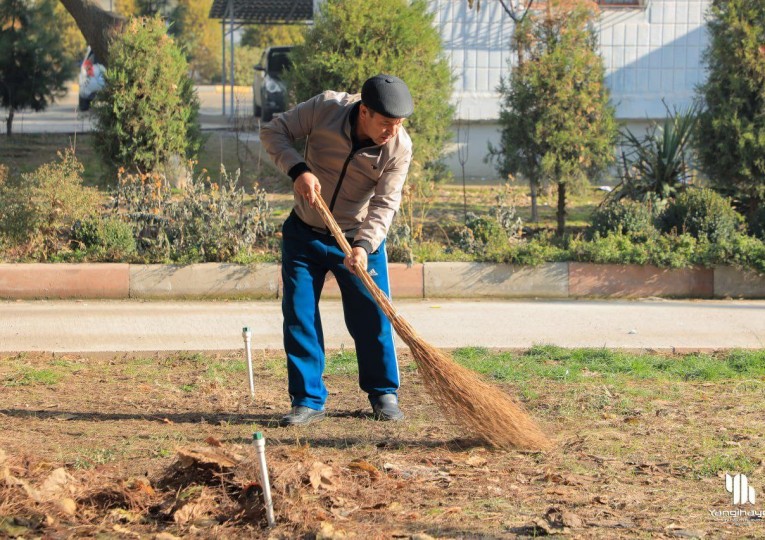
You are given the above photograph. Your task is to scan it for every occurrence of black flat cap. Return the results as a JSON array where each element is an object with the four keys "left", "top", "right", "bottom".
[{"left": 361, "top": 74, "right": 414, "bottom": 118}]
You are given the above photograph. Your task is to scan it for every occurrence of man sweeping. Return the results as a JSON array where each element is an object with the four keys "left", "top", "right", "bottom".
[{"left": 260, "top": 74, "right": 414, "bottom": 426}]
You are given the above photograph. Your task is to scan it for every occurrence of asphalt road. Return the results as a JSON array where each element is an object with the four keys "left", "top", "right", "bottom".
[
  {"left": 5, "top": 84, "right": 245, "bottom": 134},
  {"left": 1, "top": 298, "right": 763, "bottom": 354}
]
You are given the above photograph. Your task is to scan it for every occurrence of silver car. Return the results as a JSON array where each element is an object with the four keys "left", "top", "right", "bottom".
[{"left": 253, "top": 46, "right": 292, "bottom": 122}]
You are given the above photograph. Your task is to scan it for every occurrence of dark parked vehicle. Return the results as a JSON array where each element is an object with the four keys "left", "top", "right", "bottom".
[{"left": 253, "top": 46, "right": 293, "bottom": 122}]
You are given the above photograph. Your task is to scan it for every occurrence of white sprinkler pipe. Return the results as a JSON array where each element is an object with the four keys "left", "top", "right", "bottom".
[
  {"left": 242, "top": 327, "right": 255, "bottom": 398},
  {"left": 253, "top": 432, "right": 276, "bottom": 526}
]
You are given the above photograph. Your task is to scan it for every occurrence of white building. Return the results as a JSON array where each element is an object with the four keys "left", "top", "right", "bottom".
[
  {"left": 431, "top": 0, "right": 710, "bottom": 178},
  {"left": 211, "top": 0, "right": 711, "bottom": 179}
]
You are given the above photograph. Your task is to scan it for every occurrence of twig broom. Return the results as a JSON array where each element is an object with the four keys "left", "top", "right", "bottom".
[{"left": 313, "top": 194, "right": 551, "bottom": 450}]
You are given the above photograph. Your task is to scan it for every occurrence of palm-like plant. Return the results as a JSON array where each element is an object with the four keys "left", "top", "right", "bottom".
[{"left": 608, "top": 103, "right": 700, "bottom": 205}]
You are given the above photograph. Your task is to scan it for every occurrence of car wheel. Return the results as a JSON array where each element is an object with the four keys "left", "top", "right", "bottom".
[
  {"left": 78, "top": 96, "right": 91, "bottom": 112},
  {"left": 262, "top": 106, "right": 273, "bottom": 122}
]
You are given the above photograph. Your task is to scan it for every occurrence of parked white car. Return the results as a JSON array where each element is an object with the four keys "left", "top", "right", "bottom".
[{"left": 78, "top": 47, "right": 105, "bottom": 111}]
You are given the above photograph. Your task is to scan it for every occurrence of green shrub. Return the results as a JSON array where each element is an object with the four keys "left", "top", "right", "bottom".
[
  {"left": 747, "top": 207, "right": 765, "bottom": 240},
  {"left": 644, "top": 233, "right": 698, "bottom": 268},
  {"left": 505, "top": 237, "right": 567, "bottom": 266},
  {"left": 455, "top": 213, "right": 508, "bottom": 258},
  {"left": 571, "top": 232, "right": 651, "bottom": 266},
  {"left": 0, "top": 166, "right": 31, "bottom": 247},
  {"left": 386, "top": 215, "right": 415, "bottom": 265},
  {"left": 697, "top": 233, "right": 765, "bottom": 273},
  {"left": 113, "top": 169, "right": 173, "bottom": 261},
  {"left": 658, "top": 188, "right": 743, "bottom": 243},
  {"left": 93, "top": 16, "right": 202, "bottom": 177},
  {"left": 169, "top": 167, "right": 275, "bottom": 263},
  {"left": 493, "top": 183, "right": 523, "bottom": 239},
  {"left": 0, "top": 150, "right": 100, "bottom": 260},
  {"left": 588, "top": 199, "right": 657, "bottom": 238},
  {"left": 112, "top": 166, "right": 275, "bottom": 263},
  {"left": 570, "top": 232, "right": 699, "bottom": 269},
  {"left": 70, "top": 217, "right": 137, "bottom": 262}
]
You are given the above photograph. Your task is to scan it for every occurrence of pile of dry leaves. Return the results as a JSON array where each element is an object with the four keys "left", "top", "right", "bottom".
[{"left": 0, "top": 438, "right": 438, "bottom": 538}]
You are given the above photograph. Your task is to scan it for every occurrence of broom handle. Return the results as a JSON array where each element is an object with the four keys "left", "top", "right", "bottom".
[{"left": 312, "top": 194, "right": 400, "bottom": 323}]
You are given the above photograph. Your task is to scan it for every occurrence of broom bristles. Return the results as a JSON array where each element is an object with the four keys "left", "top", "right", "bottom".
[
  {"left": 312, "top": 195, "right": 551, "bottom": 450},
  {"left": 392, "top": 315, "right": 550, "bottom": 450}
]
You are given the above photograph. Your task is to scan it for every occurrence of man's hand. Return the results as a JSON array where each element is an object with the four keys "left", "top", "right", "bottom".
[
  {"left": 294, "top": 172, "right": 321, "bottom": 207},
  {"left": 344, "top": 246, "right": 368, "bottom": 276}
]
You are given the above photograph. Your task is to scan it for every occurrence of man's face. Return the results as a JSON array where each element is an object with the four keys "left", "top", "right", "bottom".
[{"left": 359, "top": 105, "right": 405, "bottom": 146}]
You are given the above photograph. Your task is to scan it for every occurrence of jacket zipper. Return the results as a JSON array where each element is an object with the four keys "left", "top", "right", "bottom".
[{"left": 328, "top": 150, "right": 355, "bottom": 211}]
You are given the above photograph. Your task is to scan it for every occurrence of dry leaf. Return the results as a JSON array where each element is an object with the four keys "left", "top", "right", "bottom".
[
  {"left": 176, "top": 447, "right": 239, "bottom": 469},
  {"left": 173, "top": 502, "right": 206, "bottom": 525},
  {"left": 154, "top": 533, "right": 183, "bottom": 540},
  {"left": 204, "top": 436, "right": 222, "bottom": 447},
  {"left": 0, "top": 519, "right": 31, "bottom": 538},
  {"left": 57, "top": 497, "right": 77, "bottom": 516},
  {"left": 532, "top": 506, "right": 583, "bottom": 534},
  {"left": 560, "top": 510, "right": 585, "bottom": 528},
  {"left": 666, "top": 527, "right": 705, "bottom": 539},
  {"left": 112, "top": 524, "right": 141, "bottom": 537},
  {"left": 531, "top": 517, "right": 559, "bottom": 535},
  {"left": 329, "top": 507, "right": 351, "bottom": 520},
  {"left": 2, "top": 472, "right": 37, "bottom": 500},
  {"left": 39, "top": 468, "right": 74, "bottom": 500},
  {"left": 110, "top": 508, "right": 140, "bottom": 523},
  {"left": 348, "top": 459, "right": 381, "bottom": 480},
  {"left": 317, "top": 521, "right": 348, "bottom": 539},
  {"left": 544, "top": 471, "right": 563, "bottom": 483},
  {"left": 308, "top": 461, "right": 335, "bottom": 491},
  {"left": 129, "top": 478, "right": 155, "bottom": 496},
  {"left": 466, "top": 455, "right": 487, "bottom": 467}
]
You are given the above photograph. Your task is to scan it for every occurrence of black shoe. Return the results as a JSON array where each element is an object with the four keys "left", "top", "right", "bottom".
[
  {"left": 371, "top": 394, "right": 404, "bottom": 421},
  {"left": 280, "top": 406, "right": 326, "bottom": 426}
]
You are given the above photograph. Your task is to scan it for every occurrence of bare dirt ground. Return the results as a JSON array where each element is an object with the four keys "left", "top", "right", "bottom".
[{"left": 1, "top": 350, "right": 764, "bottom": 539}]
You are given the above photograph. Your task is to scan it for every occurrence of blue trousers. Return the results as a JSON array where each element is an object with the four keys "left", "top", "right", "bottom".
[{"left": 281, "top": 212, "right": 399, "bottom": 410}]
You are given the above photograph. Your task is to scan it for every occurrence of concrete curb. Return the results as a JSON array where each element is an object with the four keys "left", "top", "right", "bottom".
[
  {"left": 0, "top": 262, "right": 763, "bottom": 300},
  {"left": 130, "top": 263, "right": 279, "bottom": 299},
  {"left": 424, "top": 262, "right": 568, "bottom": 298},
  {"left": 0, "top": 263, "right": 129, "bottom": 299},
  {"left": 570, "top": 263, "right": 714, "bottom": 298}
]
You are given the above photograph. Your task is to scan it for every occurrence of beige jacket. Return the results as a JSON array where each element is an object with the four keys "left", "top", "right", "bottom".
[{"left": 260, "top": 90, "right": 412, "bottom": 252}]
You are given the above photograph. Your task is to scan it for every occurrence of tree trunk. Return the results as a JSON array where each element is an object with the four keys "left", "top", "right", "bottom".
[
  {"left": 59, "top": 0, "right": 124, "bottom": 68},
  {"left": 6, "top": 109, "right": 13, "bottom": 136},
  {"left": 529, "top": 180, "right": 539, "bottom": 222},
  {"left": 556, "top": 181, "right": 567, "bottom": 236}
]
